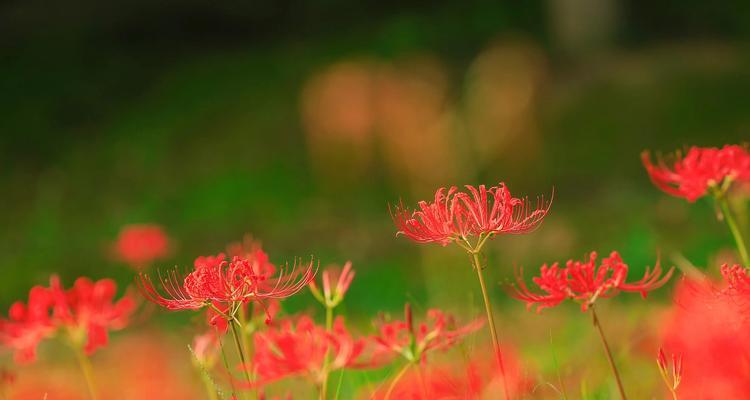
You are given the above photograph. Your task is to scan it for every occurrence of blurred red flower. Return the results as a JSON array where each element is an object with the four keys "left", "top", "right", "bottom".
[
  {"left": 370, "top": 346, "right": 530, "bottom": 399},
  {"left": 252, "top": 315, "right": 373, "bottom": 386},
  {"left": 661, "top": 278, "right": 750, "bottom": 399},
  {"left": 0, "top": 276, "right": 134, "bottom": 363},
  {"left": 113, "top": 224, "right": 171, "bottom": 269},
  {"left": 391, "top": 183, "right": 551, "bottom": 246},
  {"left": 372, "top": 305, "right": 483, "bottom": 363},
  {"left": 512, "top": 251, "right": 673, "bottom": 312},
  {"left": 642, "top": 145, "right": 750, "bottom": 202}
]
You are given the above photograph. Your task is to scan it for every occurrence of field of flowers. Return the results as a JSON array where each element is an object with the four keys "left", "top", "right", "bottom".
[
  {"left": 6, "top": 2, "right": 750, "bottom": 399},
  {"left": 1, "top": 144, "right": 750, "bottom": 399}
]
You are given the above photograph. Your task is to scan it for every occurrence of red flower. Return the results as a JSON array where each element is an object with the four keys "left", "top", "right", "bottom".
[
  {"left": 370, "top": 347, "right": 530, "bottom": 400},
  {"left": 372, "top": 304, "right": 483, "bottom": 363},
  {"left": 252, "top": 315, "right": 372, "bottom": 385},
  {"left": 309, "top": 261, "right": 355, "bottom": 308},
  {"left": 455, "top": 184, "right": 551, "bottom": 237},
  {"left": 50, "top": 276, "right": 136, "bottom": 355},
  {"left": 391, "top": 183, "right": 551, "bottom": 246},
  {"left": 0, "top": 276, "right": 134, "bottom": 363},
  {"left": 720, "top": 264, "right": 750, "bottom": 297},
  {"left": 512, "top": 251, "right": 673, "bottom": 312},
  {"left": 0, "top": 286, "right": 56, "bottom": 363},
  {"left": 642, "top": 145, "right": 750, "bottom": 202},
  {"left": 661, "top": 278, "right": 750, "bottom": 399},
  {"left": 137, "top": 251, "right": 314, "bottom": 317},
  {"left": 113, "top": 224, "right": 171, "bottom": 269}
]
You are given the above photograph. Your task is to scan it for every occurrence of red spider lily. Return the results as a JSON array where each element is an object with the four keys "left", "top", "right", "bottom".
[
  {"left": 391, "top": 184, "right": 551, "bottom": 247},
  {"left": 0, "top": 276, "right": 134, "bottom": 363},
  {"left": 0, "top": 286, "right": 56, "bottom": 363},
  {"left": 720, "top": 263, "right": 750, "bottom": 298},
  {"left": 370, "top": 347, "right": 530, "bottom": 400},
  {"left": 657, "top": 348, "right": 683, "bottom": 397},
  {"left": 661, "top": 278, "right": 750, "bottom": 399},
  {"left": 50, "top": 276, "right": 136, "bottom": 355},
  {"left": 309, "top": 261, "right": 355, "bottom": 308},
  {"left": 642, "top": 145, "right": 750, "bottom": 202},
  {"left": 113, "top": 224, "right": 171, "bottom": 269},
  {"left": 137, "top": 253, "right": 314, "bottom": 316},
  {"left": 372, "top": 304, "right": 483, "bottom": 363},
  {"left": 455, "top": 183, "right": 552, "bottom": 237},
  {"left": 251, "top": 315, "right": 374, "bottom": 386},
  {"left": 512, "top": 251, "right": 673, "bottom": 312}
]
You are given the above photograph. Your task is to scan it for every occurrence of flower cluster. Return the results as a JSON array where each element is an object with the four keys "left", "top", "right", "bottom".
[
  {"left": 372, "top": 304, "right": 483, "bottom": 363},
  {"left": 113, "top": 224, "right": 171, "bottom": 269},
  {"left": 642, "top": 145, "right": 750, "bottom": 202},
  {"left": 512, "top": 251, "right": 673, "bottom": 312},
  {"left": 391, "top": 183, "right": 551, "bottom": 246},
  {"left": 252, "top": 315, "right": 372, "bottom": 385},
  {"left": 0, "top": 276, "right": 134, "bottom": 363}
]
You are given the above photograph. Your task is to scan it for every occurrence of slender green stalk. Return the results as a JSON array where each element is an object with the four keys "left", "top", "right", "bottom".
[
  {"left": 238, "top": 306, "right": 258, "bottom": 400},
  {"left": 72, "top": 346, "right": 98, "bottom": 400},
  {"left": 471, "top": 251, "right": 511, "bottom": 400},
  {"left": 590, "top": 306, "right": 627, "bottom": 400},
  {"left": 717, "top": 195, "right": 750, "bottom": 266},
  {"left": 200, "top": 372, "right": 220, "bottom": 400},
  {"left": 218, "top": 332, "right": 238, "bottom": 398},
  {"left": 319, "top": 305, "right": 335, "bottom": 400},
  {"left": 230, "top": 321, "right": 252, "bottom": 400},
  {"left": 384, "top": 362, "right": 412, "bottom": 400}
]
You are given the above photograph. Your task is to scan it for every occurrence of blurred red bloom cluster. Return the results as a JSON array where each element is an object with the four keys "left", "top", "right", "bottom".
[{"left": 0, "top": 276, "right": 134, "bottom": 363}]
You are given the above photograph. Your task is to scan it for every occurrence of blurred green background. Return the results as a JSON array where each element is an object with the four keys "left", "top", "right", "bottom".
[{"left": 2, "top": 2, "right": 750, "bottom": 394}]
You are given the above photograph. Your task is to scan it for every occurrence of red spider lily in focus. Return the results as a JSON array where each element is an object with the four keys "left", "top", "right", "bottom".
[
  {"left": 370, "top": 348, "right": 530, "bottom": 400},
  {"left": 308, "top": 261, "right": 355, "bottom": 308},
  {"left": 113, "top": 224, "right": 171, "bottom": 269},
  {"left": 372, "top": 304, "right": 483, "bottom": 364},
  {"left": 137, "top": 253, "right": 314, "bottom": 320},
  {"left": 661, "top": 278, "right": 750, "bottom": 399},
  {"left": 251, "top": 315, "right": 375, "bottom": 386},
  {"left": 512, "top": 251, "right": 674, "bottom": 312},
  {"left": 657, "top": 348, "right": 682, "bottom": 400},
  {"left": 0, "top": 276, "right": 134, "bottom": 363},
  {"left": 391, "top": 183, "right": 551, "bottom": 247},
  {"left": 642, "top": 145, "right": 750, "bottom": 202}
]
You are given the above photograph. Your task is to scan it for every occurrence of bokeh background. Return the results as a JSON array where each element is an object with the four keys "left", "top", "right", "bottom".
[{"left": 2, "top": 0, "right": 750, "bottom": 398}]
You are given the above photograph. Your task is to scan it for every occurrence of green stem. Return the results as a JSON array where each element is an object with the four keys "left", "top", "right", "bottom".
[
  {"left": 384, "top": 362, "right": 412, "bottom": 400},
  {"left": 238, "top": 305, "right": 257, "bottom": 400},
  {"left": 230, "top": 321, "right": 252, "bottom": 400},
  {"left": 73, "top": 347, "right": 98, "bottom": 400},
  {"left": 717, "top": 195, "right": 750, "bottom": 266},
  {"left": 200, "top": 372, "right": 219, "bottom": 400},
  {"left": 471, "top": 252, "right": 511, "bottom": 400},
  {"left": 218, "top": 331, "right": 238, "bottom": 398},
  {"left": 591, "top": 306, "right": 627, "bottom": 400},
  {"left": 320, "top": 305, "right": 335, "bottom": 400}
]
